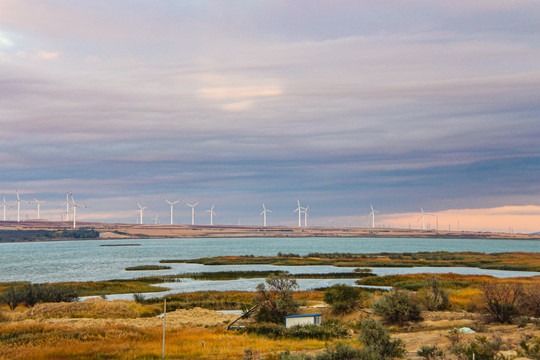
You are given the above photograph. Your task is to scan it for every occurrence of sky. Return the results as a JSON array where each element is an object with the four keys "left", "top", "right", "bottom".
[{"left": 1, "top": 0, "right": 539, "bottom": 232}]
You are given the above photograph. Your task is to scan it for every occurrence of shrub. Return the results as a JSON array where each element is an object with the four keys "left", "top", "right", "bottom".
[
  {"left": 255, "top": 274, "right": 299, "bottom": 324},
  {"left": 517, "top": 336, "right": 540, "bottom": 360},
  {"left": 417, "top": 345, "right": 445, "bottom": 359},
  {"left": 133, "top": 293, "right": 145, "bottom": 303},
  {"left": 481, "top": 282, "right": 522, "bottom": 323},
  {"left": 0, "top": 284, "right": 78, "bottom": 309},
  {"left": 418, "top": 276, "right": 450, "bottom": 311},
  {"left": 277, "top": 350, "right": 313, "bottom": 360},
  {"left": 518, "top": 286, "right": 540, "bottom": 317},
  {"left": 451, "top": 335, "right": 507, "bottom": 360},
  {"left": 372, "top": 289, "right": 422, "bottom": 325},
  {"left": 357, "top": 318, "right": 406, "bottom": 359},
  {"left": 324, "top": 284, "right": 367, "bottom": 314},
  {"left": 243, "top": 319, "right": 347, "bottom": 340}
]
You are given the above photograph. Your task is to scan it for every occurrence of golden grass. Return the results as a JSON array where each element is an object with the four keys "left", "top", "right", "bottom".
[
  {"left": 448, "top": 287, "right": 484, "bottom": 312},
  {"left": 25, "top": 298, "right": 160, "bottom": 319},
  {"left": 0, "top": 321, "right": 331, "bottom": 359}
]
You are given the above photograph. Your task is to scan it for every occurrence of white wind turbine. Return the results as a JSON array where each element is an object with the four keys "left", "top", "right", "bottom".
[
  {"left": 260, "top": 202, "right": 273, "bottom": 227},
  {"left": 205, "top": 203, "right": 216, "bottom": 225},
  {"left": 293, "top": 197, "right": 304, "bottom": 227},
  {"left": 162, "top": 197, "right": 181, "bottom": 225},
  {"left": 420, "top": 207, "right": 426, "bottom": 230},
  {"left": 368, "top": 203, "right": 380, "bottom": 228},
  {"left": 31, "top": 196, "right": 45, "bottom": 220},
  {"left": 15, "top": 189, "right": 23, "bottom": 223},
  {"left": 60, "top": 191, "right": 71, "bottom": 222},
  {"left": 184, "top": 201, "right": 199, "bottom": 225},
  {"left": 137, "top": 203, "right": 147, "bottom": 225},
  {"left": 303, "top": 204, "right": 310, "bottom": 227},
  {"left": 1, "top": 193, "right": 11, "bottom": 221},
  {"left": 154, "top": 214, "right": 159, "bottom": 225},
  {"left": 70, "top": 194, "right": 87, "bottom": 229}
]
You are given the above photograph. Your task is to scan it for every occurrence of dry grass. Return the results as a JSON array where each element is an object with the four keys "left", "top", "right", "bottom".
[{"left": 0, "top": 321, "right": 329, "bottom": 359}]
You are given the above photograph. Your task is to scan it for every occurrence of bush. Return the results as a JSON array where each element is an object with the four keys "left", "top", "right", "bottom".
[
  {"left": 418, "top": 276, "right": 449, "bottom": 311},
  {"left": 133, "top": 293, "right": 145, "bottom": 303},
  {"left": 357, "top": 318, "right": 406, "bottom": 359},
  {"left": 372, "top": 289, "right": 422, "bottom": 325},
  {"left": 517, "top": 336, "right": 540, "bottom": 360},
  {"left": 481, "top": 282, "right": 522, "bottom": 323},
  {"left": 417, "top": 345, "right": 445, "bottom": 359},
  {"left": 324, "top": 284, "right": 367, "bottom": 314},
  {"left": 243, "top": 319, "right": 347, "bottom": 340},
  {"left": 451, "top": 335, "right": 507, "bottom": 360},
  {"left": 0, "top": 284, "right": 78, "bottom": 309}
]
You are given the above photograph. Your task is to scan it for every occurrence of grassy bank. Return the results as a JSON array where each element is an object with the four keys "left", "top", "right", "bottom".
[{"left": 161, "top": 251, "right": 540, "bottom": 272}]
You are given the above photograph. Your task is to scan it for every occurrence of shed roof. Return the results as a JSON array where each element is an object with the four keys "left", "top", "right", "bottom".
[{"left": 284, "top": 314, "right": 323, "bottom": 319}]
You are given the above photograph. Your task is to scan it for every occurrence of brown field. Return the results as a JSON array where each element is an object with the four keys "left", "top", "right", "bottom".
[{"left": 2, "top": 220, "right": 540, "bottom": 240}]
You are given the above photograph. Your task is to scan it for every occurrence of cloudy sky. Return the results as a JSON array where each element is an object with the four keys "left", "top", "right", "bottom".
[{"left": 1, "top": 1, "right": 539, "bottom": 232}]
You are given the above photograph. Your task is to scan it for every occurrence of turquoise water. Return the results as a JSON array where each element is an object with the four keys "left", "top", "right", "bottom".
[{"left": 0, "top": 237, "right": 538, "bottom": 284}]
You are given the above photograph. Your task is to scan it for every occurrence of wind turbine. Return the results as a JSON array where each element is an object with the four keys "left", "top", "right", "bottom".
[
  {"left": 184, "top": 201, "right": 199, "bottom": 225},
  {"left": 31, "top": 196, "right": 45, "bottom": 220},
  {"left": 368, "top": 203, "right": 380, "bottom": 228},
  {"left": 1, "top": 193, "right": 11, "bottom": 221},
  {"left": 205, "top": 203, "right": 216, "bottom": 226},
  {"left": 260, "top": 202, "right": 273, "bottom": 227},
  {"left": 60, "top": 191, "right": 71, "bottom": 222},
  {"left": 162, "top": 197, "right": 181, "bottom": 225},
  {"left": 15, "top": 189, "right": 23, "bottom": 223},
  {"left": 154, "top": 214, "right": 159, "bottom": 225},
  {"left": 303, "top": 205, "right": 311, "bottom": 227},
  {"left": 137, "top": 203, "right": 147, "bottom": 225},
  {"left": 420, "top": 207, "right": 426, "bottom": 230},
  {"left": 70, "top": 194, "right": 87, "bottom": 229},
  {"left": 293, "top": 197, "right": 304, "bottom": 227}
]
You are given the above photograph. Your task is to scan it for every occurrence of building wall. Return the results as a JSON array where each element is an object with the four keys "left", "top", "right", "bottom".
[{"left": 285, "top": 315, "right": 322, "bottom": 328}]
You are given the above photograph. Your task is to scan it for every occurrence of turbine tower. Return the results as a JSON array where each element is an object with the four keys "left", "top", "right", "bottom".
[
  {"left": 260, "top": 202, "right": 273, "bottom": 227},
  {"left": 162, "top": 197, "right": 180, "bottom": 225},
  {"left": 60, "top": 191, "right": 71, "bottom": 222},
  {"left": 70, "top": 194, "right": 87, "bottom": 229},
  {"left": 205, "top": 203, "right": 216, "bottom": 226},
  {"left": 32, "top": 196, "right": 45, "bottom": 220},
  {"left": 184, "top": 201, "right": 199, "bottom": 225},
  {"left": 303, "top": 205, "right": 310, "bottom": 227},
  {"left": 420, "top": 207, "right": 426, "bottom": 230},
  {"left": 137, "top": 203, "right": 147, "bottom": 225},
  {"left": 15, "top": 189, "right": 23, "bottom": 222},
  {"left": 293, "top": 197, "right": 304, "bottom": 227},
  {"left": 1, "top": 193, "right": 10, "bottom": 221},
  {"left": 368, "top": 203, "right": 380, "bottom": 228}
]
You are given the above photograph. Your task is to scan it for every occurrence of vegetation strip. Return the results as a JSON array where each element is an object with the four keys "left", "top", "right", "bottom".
[
  {"left": 161, "top": 251, "right": 540, "bottom": 272},
  {"left": 125, "top": 265, "right": 172, "bottom": 271}
]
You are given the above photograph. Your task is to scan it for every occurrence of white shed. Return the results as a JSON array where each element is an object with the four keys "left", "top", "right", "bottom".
[{"left": 284, "top": 314, "right": 323, "bottom": 328}]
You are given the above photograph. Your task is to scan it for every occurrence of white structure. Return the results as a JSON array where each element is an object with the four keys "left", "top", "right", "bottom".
[
  {"left": 137, "top": 202, "right": 147, "bottom": 224},
  {"left": 420, "top": 207, "right": 426, "bottom": 230},
  {"left": 31, "top": 196, "right": 45, "bottom": 220},
  {"left": 1, "top": 193, "right": 10, "bottom": 221},
  {"left": 293, "top": 197, "right": 308, "bottom": 227},
  {"left": 368, "top": 203, "right": 380, "bottom": 228},
  {"left": 205, "top": 203, "right": 216, "bottom": 225},
  {"left": 184, "top": 201, "right": 199, "bottom": 225},
  {"left": 70, "top": 194, "right": 86, "bottom": 229},
  {"left": 15, "top": 189, "right": 22, "bottom": 222},
  {"left": 60, "top": 191, "right": 71, "bottom": 222},
  {"left": 303, "top": 205, "right": 310, "bottom": 227},
  {"left": 154, "top": 214, "right": 159, "bottom": 224},
  {"left": 284, "top": 314, "right": 322, "bottom": 328},
  {"left": 260, "top": 202, "right": 273, "bottom": 227},
  {"left": 163, "top": 198, "right": 180, "bottom": 225}
]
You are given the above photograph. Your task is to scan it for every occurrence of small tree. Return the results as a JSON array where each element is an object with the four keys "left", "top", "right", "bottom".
[
  {"left": 481, "top": 282, "right": 522, "bottom": 323},
  {"left": 372, "top": 289, "right": 422, "bottom": 326},
  {"left": 0, "top": 286, "right": 23, "bottom": 310},
  {"left": 324, "top": 284, "right": 367, "bottom": 314},
  {"left": 255, "top": 274, "right": 299, "bottom": 323},
  {"left": 418, "top": 276, "right": 449, "bottom": 311}
]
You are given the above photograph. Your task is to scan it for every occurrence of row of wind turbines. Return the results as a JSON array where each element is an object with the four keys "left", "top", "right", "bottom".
[{"left": 2, "top": 190, "right": 439, "bottom": 230}]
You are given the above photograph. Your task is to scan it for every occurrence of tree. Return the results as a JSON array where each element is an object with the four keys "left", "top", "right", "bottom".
[
  {"left": 372, "top": 289, "right": 422, "bottom": 326},
  {"left": 324, "top": 284, "right": 367, "bottom": 314},
  {"left": 255, "top": 274, "right": 299, "bottom": 323}
]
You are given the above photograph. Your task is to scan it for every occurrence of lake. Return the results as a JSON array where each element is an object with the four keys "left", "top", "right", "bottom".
[{"left": 1, "top": 237, "right": 538, "bottom": 286}]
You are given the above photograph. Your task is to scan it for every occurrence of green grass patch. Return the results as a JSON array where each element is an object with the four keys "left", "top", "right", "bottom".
[{"left": 125, "top": 265, "right": 172, "bottom": 271}]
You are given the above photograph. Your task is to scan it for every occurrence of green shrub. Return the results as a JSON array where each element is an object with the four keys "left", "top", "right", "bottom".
[
  {"left": 481, "top": 282, "right": 522, "bottom": 323},
  {"left": 255, "top": 274, "right": 299, "bottom": 324},
  {"left": 243, "top": 319, "right": 347, "bottom": 340},
  {"left": 324, "top": 284, "right": 368, "bottom": 314},
  {"left": 417, "top": 345, "right": 445, "bottom": 359},
  {"left": 133, "top": 293, "right": 145, "bottom": 303},
  {"left": 517, "top": 336, "right": 540, "bottom": 360},
  {"left": 0, "top": 284, "right": 78, "bottom": 309},
  {"left": 357, "top": 318, "right": 406, "bottom": 359},
  {"left": 451, "top": 335, "right": 508, "bottom": 360},
  {"left": 372, "top": 289, "right": 422, "bottom": 325},
  {"left": 418, "top": 276, "right": 450, "bottom": 311}
]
